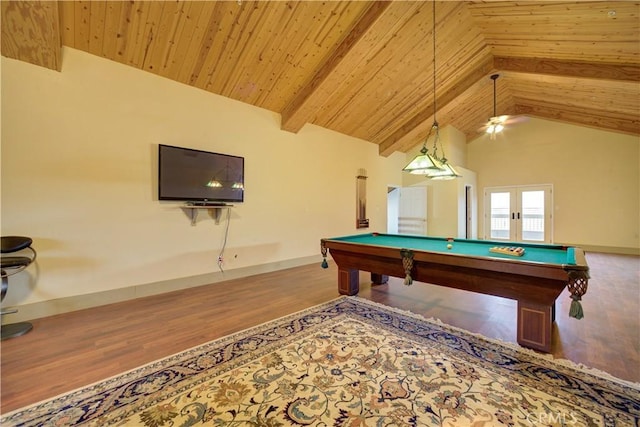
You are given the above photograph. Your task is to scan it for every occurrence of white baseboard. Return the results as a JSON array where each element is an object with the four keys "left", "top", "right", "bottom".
[{"left": 2, "top": 255, "right": 320, "bottom": 323}]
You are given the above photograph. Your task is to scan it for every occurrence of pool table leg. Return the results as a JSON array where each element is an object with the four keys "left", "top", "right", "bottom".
[
  {"left": 371, "top": 273, "right": 388, "bottom": 286},
  {"left": 517, "top": 301, "right": 553, "bottom": 352},
  {"left": 337, "top": 268, "right": 360, "bottom": 296}
]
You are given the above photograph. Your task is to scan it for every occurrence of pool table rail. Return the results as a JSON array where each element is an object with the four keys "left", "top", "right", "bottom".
[{"left": 322, "top": 238, "right": 588, "bottom": 282}]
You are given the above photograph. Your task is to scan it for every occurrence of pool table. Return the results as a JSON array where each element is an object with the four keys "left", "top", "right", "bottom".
[{"left": 320, "top": 233, "right": 589, "bottom": 352}]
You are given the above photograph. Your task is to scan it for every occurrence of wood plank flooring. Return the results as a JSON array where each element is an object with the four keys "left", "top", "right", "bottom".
[{"left": 1, "top": 251, "right": 638, "bottom": 414}]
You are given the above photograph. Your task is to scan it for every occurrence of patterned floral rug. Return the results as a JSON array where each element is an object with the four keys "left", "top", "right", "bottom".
[{"left": 2, "top": 296, "right": 639, "bottom": 426}]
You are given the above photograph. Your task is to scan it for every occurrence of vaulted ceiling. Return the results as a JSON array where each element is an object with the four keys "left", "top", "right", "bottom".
[{"left": 2, "top": 1, "right": 639, "bottom": 156}]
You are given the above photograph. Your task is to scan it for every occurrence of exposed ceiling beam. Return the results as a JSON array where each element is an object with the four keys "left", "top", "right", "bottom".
[
  {"left": 515, "top": 101, "right": 640, "bottom": 136},
  {"left": 0, "top": 0, "right": 61, "bottom": 71},
  {"left": 494, "top": 56, "right": 640, "bottom": 82},
  {"left": 382, "top": 54, "right": 640, "bottom": 156},
  {"left": 280, "top": 1, "right": 391, "bottom": 134},
  {"left": 378, "top": 55, "right": 496, "bottom": 157}
]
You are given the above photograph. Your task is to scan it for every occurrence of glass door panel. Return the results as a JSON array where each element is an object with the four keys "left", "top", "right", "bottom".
[
  {"left": 489, "top": 191, "right": 513, "bottom": 240},
  {"left": 521, "top": 190, "right": 545, "bottom": 242}
]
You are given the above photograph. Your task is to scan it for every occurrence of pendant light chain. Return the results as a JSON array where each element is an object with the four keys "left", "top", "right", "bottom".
[
  {"left": 432, "top": 0, "right": 437, "bottom": 125},
  {"left": 431, "top": 1, "right": 447, "bottom": 163}
]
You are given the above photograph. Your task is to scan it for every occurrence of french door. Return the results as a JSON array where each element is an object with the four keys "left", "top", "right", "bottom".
[
  {"left": 484, "top": 185, "right": 553, "bottom": 243},
  {"left": 397, "top": 186, "right": 427, "bottom": 235}
]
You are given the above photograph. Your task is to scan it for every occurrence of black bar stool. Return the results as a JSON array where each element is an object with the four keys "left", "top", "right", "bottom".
[{"left": 1, "top": 236, "right": 37, "bottom": 340}]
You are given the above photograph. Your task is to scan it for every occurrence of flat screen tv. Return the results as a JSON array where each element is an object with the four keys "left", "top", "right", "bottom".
[{"left": 158, "top": 144, "right": 244, "bottom": 204}]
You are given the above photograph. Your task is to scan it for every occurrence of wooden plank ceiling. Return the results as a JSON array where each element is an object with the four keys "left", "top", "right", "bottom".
[{"left": 2, "top": 1, "right": 639, "bottom": 156}]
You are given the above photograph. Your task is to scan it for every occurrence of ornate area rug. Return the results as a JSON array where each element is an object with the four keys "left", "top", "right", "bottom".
[{"left": 2, "top": 297, "right": 639, "bottom": 426}]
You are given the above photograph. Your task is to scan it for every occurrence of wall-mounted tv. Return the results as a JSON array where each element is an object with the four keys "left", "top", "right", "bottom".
[{"left": 158, "top": 144, "right": 244, "bottom": 204}]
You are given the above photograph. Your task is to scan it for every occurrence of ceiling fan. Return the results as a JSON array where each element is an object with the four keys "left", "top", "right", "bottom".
[{"left": 482, "top": 74, "right": 526, "bottom": 139}]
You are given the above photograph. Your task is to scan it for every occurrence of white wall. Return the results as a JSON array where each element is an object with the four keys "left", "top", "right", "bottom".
[
  {"left": 1, "top": 47, "right": 406, "bottom": 309},
  {"left": 468, "top": 118, "right": 639, "bottom": 252}
]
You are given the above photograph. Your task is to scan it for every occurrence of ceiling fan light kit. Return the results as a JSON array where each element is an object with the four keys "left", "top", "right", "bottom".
[{"left": 486, "top": 121, "right": 504, "bottom": 135}]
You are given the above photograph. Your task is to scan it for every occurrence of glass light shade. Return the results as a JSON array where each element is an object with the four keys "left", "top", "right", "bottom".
[
  {"left": 486, "top": 123, "right": 504, "bottom": 134},
  {"left": 427, "top": 163, "right": 461, "bottom": 180},
  {"left": 206, "top": 180, "right": 222, "bottom": 188},
  {"left": 403, "top": 148, "right": 444, "bottom": 174}
]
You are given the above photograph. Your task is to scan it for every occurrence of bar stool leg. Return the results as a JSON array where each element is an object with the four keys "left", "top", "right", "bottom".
[
  {"left": 1, "top": 271, "right": 33, "bottom": 340},
  {"left": 1, "top": 322, "right": 33, "bottom": 340}
]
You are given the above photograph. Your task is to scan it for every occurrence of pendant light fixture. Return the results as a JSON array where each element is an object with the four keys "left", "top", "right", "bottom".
[
  {"left": 403, "top": 1, "right": 460, "bottom": 180},
  {"left": 402, "top": 123, "right": 444, "bottom": 174}
]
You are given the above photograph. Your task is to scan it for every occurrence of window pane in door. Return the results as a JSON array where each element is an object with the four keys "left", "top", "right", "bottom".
[
  {"left": 522, "top": 190, "right": 544, "bottom": 241},
  {"left": 490, "top": 192, "right": 510, "bottom": 239}
]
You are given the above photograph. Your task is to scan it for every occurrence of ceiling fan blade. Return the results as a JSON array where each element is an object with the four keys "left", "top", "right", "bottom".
[
  {"left": 492, "top": 115, "right": 510, "bottom": 124},
  {"left": 478, "top": 115, "right": 529, "bottom": 136},
  {"left": 480, "top": 115, "right": 528, "bottom": 128},
  {"left": 478, "top": 115, "right": 506, "bottom": 131},
  {"left": 503, "top": 115, "right": 529, "bottom": 125}
]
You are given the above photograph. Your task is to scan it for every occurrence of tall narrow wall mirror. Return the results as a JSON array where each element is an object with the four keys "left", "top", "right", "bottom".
[{"left": 356, "top": 168, "right": 369, "bottom": 229}]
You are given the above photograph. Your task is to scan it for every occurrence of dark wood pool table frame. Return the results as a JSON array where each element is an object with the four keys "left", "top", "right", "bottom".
[{"left": 321, "top": 237, "right": 589, "bottom": 352}]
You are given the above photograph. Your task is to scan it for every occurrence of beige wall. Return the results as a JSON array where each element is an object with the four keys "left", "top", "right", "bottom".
[
  {"left": 1, "top": 47, "right": 406, "bottom": 309},
  {"left": 468, "top": 118, "right": 640, "bottom": 252}
]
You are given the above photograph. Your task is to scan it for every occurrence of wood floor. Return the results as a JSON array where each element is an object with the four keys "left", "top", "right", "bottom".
[{"left": 1, "top": 251, "right": 638, "bottom": 414}]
